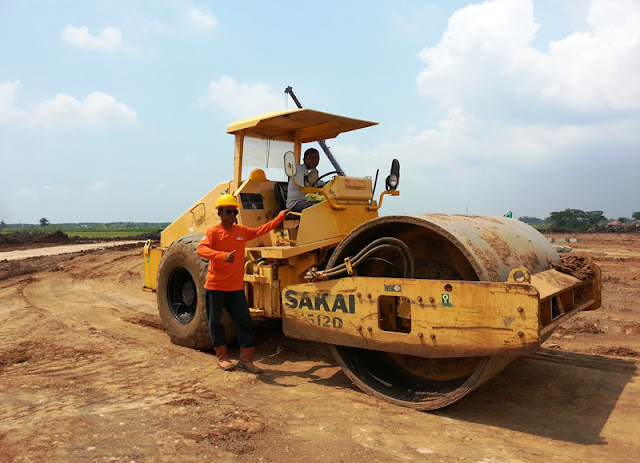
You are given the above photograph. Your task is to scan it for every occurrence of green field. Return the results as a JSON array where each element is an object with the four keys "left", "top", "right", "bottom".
[{"left": 0, "top": 223, "right": 168, "bottom": 239}]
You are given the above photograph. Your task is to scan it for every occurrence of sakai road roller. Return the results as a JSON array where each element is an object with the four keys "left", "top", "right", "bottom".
[{"left": 143, "top": 105, "right": 601, "bottom": 410}]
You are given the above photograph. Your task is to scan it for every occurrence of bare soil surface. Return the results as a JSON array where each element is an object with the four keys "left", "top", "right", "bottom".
[
  {"left": 0, "top": 240, "right": 144, "bottom": 262},
  {"left": 0, "top": 234, "right": 639, "bottom": 462}
]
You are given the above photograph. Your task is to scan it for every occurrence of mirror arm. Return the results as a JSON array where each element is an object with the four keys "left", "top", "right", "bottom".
[{"left": 367, "top": 190, "right": 400, "bottom": 211}]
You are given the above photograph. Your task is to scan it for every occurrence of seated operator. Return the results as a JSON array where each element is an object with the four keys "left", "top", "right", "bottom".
[{"left": 286, "top": 148, "right": 325, "bottom": 213}]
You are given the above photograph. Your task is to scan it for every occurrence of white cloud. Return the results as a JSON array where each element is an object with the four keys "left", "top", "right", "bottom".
[
  {"left": 417, "top": 0, "right": 640, "bottom": 116},
  {"left": 43, "top": 185, "right": 72, "bottom": 193},
  {"left": 17, "top": 188, "right": 38, "bottom": 200},
  {"left": 90, "top": 181, "right": 110, "bottom": 191},
  {"left": 188, "top": 8, "right": 217, "bottom": 29},
  {"left": 0, "top": 81, "right": 25, "bottom": 123},
  {"left": 410, "top": 0, "right": 640, "bottom": 177},
  {"left": 142, "top": 20, "right": 167, "bottom": 33},
  {"left": 537, "top": 0, "right": 640, "bottom": 111},
  {"left": 199, "top": 76, "right": 285, "bottom": 119},
  {"left": 32, "top": 91, "right": 137, "bottom": 128},
  {"left": 417, "top": 0, "right": 539, "bottom": 111},
  {"left": 61, "top": 25, "right": 122, "bottom": 51},
  {"left": 337, "top": 0, "right": 640, "bottom": 219},
  {"left": 0, "top": 81, "right": 137, "bottom": 128}
]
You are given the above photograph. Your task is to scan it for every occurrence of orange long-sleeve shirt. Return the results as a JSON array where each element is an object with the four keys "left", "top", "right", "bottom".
[{"left": 196, "top": 211, "right": 287, "bottom": 291}]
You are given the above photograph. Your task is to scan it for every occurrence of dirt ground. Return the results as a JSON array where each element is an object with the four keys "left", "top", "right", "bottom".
[{"left": 0, "top": 233, "right": 638, "bottom": 462}]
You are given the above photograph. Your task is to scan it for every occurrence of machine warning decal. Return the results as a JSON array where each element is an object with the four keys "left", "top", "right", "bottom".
[
  {"left": 442, "top": 294, "right": 453, "bottom": 307},
  {"left": 384, "top": 284, "right": 402, "bottom": 292}
]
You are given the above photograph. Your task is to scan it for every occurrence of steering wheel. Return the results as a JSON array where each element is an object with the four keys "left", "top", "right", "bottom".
[{"left": 317, "top": 170, "right": 340, "bottom": 182}]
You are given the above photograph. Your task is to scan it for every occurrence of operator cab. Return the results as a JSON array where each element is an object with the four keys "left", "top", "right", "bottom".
[{"left": 227, "top": 108, "right": 399, "bottom": 248}]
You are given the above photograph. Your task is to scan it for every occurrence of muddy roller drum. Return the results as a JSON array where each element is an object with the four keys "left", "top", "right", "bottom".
[{"left": 325, "top": 214, "right": 561, "bottom": 410}]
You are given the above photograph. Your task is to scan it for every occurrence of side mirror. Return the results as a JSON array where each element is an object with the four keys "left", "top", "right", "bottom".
[
  {"left": 304, "top": 169, "right": 319, "bottom": 187},
  {"left": 284, "top": 151, "right": 297, "bottom": 178},
  {"left": 385, "top": 159, "right": 400, "bottom": 191}
]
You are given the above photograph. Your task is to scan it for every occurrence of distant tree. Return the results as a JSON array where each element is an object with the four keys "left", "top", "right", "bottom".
[
  {"left": 0, "top": 220, "right": 5, "bottom": 231},
  {"left": 548, "top": 209, "right": 581, "bottom": 229},
  {"left": 547, "top": 209, "right": 606, "bottom": 230},
  {"left": 618, "top": 217, "right": 631, "bottom": 223},
  {"left": 519, "top": 216, "right": 545, "bottom": 225},
  {"left": 632, "top": 212, "right": 640, "bottom": 221},
  {"left": 39, "top": 217, "right": 49, "bottom": 227},
  {"left": 585, "top": 210, "right": 607, "bottom": 226}
]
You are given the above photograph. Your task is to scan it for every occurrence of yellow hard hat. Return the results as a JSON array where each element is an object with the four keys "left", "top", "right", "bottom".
[
  {"left": 249, "top": 168, "right": 267, "bottom": 181},
  {"left": 215, "top": 194, "right": 241, "bottom": 209}
]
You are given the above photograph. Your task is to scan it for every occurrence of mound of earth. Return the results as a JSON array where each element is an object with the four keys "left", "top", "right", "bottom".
[
  {"left": 0, "top": 231, "right": 153, "bottom": 252},
  {"left": 0, "top": 231, "right": 79, "bottom": 250},
  {"left": 0, "top": 230, "right": 70, "bottom": 246}
]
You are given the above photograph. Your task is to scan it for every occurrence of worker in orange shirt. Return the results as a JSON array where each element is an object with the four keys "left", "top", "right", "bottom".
[{"left": 197, "top": 194, "right": 289, "bottom": 374}]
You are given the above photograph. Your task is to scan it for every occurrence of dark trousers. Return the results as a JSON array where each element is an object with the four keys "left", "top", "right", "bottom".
[
  {"left": 204, "top": 289, "right": 254, "bottom": 348},
  {"left": 291, "top": 200, "right": 316, "bottom": 212}
]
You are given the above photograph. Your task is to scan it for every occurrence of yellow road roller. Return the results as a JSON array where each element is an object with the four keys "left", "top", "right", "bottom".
[{"left": 143, "top": 106, "right": 601, "bottom": 410}]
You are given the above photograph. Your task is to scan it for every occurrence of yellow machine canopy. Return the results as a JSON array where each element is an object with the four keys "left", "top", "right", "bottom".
[{"left": 226, "top": 108, "right": 377, "bottom": 143}]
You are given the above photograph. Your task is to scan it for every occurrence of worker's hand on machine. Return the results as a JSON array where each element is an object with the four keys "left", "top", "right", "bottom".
[
  {"left": 282, "top": 209, "right": 291, "bottom": 216},
  {"left": 225, "top": 250, "right": 236, "bottom": 263}
]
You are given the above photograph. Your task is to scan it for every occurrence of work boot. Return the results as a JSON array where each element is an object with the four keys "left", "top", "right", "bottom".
[
  {"left": 237, "top": 347, "right": 262, "bottom": 374},
  {"left": 214, "top": 345, "right": 235, "bottom": 371}
]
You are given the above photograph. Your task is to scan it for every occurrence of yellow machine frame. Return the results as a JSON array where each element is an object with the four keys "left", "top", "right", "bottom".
[
  {"left": 145, "top": 104, "right": 601, "bottom": 411},
  {"left": 143, "top": 108, "right": 380, "bottom": 292}
]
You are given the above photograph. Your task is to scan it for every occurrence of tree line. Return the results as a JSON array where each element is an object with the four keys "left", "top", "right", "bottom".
[
  {"left": 520, "top": 210, "right": 640, "bottom": 229},
  {"left": 0, "top": 219, "right": 170, "bottom": 232},
  {"left": 2, "top": 212, "right": 637, "bottom": 233}
]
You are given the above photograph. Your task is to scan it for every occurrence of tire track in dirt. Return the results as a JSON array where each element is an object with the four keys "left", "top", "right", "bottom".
[
  {"left": 0, "top": 248, "right": 235, "bottom": 437},
  {"left": 1, "top": 238, "right": 640, "bottom": 462}
]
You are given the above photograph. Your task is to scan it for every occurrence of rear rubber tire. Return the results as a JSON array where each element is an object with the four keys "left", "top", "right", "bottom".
[{"left": 157, "top": 233, "right": 236, "bottom": 350}]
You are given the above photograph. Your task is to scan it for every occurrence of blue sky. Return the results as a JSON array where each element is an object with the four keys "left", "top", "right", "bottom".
[{"left": 1, "top": 0, "right": 638, "bottom": 223}]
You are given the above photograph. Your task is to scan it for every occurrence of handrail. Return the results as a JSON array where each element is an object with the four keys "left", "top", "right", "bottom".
[{"left": 290, "top": 174, "right": 346, "bottom": 211}]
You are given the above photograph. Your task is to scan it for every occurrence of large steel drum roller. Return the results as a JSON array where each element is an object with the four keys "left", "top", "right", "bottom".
[{"left": 326, "top": 214, "right": 561, "bottom": 410}]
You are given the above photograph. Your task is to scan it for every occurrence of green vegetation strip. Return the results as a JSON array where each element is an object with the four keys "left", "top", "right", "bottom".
[{"left": 1, "top": 224, "right": 167, "bottom": 239}]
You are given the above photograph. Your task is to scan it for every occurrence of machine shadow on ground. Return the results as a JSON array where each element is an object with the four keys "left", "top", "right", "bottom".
[
  {"left": 435, "top": 349, "right": 637, "bottom": 445},
  {"left": 245, "top": 321, "right": 637, "bottom": 445},
  {"left": 245, "top": 320, "right": 354, "bottom": 390}
]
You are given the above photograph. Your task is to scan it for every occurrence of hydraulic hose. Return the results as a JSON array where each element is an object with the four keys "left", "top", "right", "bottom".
[{"left": 323, "top": 237, "right": 415, "bottom": 279}]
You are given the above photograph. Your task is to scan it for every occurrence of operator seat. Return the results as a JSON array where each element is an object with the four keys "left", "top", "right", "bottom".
[
  {"left": 274, "top": 181, "right": 288, "bottom": 212},
  {"left": 274, "top": 181, "right": 300, "bottom": 235}
]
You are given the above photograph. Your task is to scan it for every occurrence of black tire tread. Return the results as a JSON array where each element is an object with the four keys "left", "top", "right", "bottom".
[{"left": 156, "top": 233, "right": 236, "bottom": 350}]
